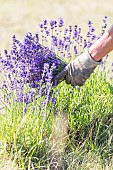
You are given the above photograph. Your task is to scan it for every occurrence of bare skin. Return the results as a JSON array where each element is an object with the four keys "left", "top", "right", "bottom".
[{"left": 89, "top": 25, "right": 113, "bottom": 62}]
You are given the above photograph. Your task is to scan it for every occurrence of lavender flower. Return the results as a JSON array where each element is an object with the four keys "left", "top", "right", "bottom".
[
  {"left": 58, "top": 18, "right": 64, "bottom": 27},
  {"left": 50, "top": 20, "right": 57, "bottom": 29}
]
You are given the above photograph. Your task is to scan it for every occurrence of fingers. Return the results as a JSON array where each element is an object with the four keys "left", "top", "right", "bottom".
[
  {"left": 56, "top": 67, "right": 67, "bottom": 81},
  {"left": 53, "top": 67, "right": 67, "bottom": 86}
]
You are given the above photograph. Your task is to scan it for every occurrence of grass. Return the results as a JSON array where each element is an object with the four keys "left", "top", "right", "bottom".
[
  {"left": 1, "top": 0, "right": 113, "bottom": 169},
  {"left": 0, "top": 70, "right": 113, "bottom": 169}
]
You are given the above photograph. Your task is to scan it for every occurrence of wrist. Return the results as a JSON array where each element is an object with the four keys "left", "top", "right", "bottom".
[
  {"left": 85, "top": 49, "right": 102, "bottom": 66},
  {"left": 88, "top": 47, "right": 102, "bottom": 62}
]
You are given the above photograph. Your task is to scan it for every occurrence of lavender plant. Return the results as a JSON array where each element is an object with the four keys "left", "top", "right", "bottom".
[{"left": 0, "top": 17, "right": 107, "bottom": 108}]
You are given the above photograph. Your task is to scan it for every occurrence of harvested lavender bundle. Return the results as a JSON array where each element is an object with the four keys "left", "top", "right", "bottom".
[{"left": 0, "top": 32, "right": 67, "bottom": 104}]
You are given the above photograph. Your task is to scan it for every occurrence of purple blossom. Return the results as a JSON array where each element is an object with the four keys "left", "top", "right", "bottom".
[
  {"left": 43, "top": 19, "right": 48, "bottom": 25},
  {"left": 58, "top": 18, "right": 64, "bottom": 27},
  {"left": 64, "top": 28, "right": 68, "bottom": 35},
  {"left": 39, "top": 24, "right": 43, "bottom": 28},
  {"left": 52, "top": 97, "right": 56, "bottom": 104},
  {"left": 45, "top": 30, "right": 50, "bottom": 36},
  {"left": 4, "top": 49, "right": 8, "bottom": 55},
  {"left": 50, "top": 20, "right": 57, "bottom": 29},
  {"left": 103, "top": 16, "right": 107, "bottom": 23},
  {"left": 90, "top": 26, "right": 95, "bottom": 32},
  {"left": 88, "top": 21, "right": 93, "bottom": 27}
]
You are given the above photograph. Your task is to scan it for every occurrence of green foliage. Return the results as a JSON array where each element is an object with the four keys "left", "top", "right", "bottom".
[{"left": 0, "top": 71, "right": 113, "bottom": 169}]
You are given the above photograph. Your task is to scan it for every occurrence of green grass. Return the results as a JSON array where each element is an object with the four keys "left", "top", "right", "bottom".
[{"left": 0, "top": 70, "right": 113, "bottom": 169}]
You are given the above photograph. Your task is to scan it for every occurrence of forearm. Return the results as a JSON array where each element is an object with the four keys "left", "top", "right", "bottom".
[{"left": 89, "top": 25, "right": 113, "bottom": 61}]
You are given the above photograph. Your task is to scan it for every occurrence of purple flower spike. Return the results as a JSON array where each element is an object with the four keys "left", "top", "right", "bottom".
[
  {"left": 50, "top": 20, "right": 56, "bottom": 29},
  {"left": 103, "top": 16, "right": 107, "bottom": 23},
  {"left": 43, "top": 19, "right": 48, "bottom": 25},
  {"left": 58, "top": 18, "right": 64, "bottom": 27},
  {"left": 39, "top": 24, "right": 43, "bottom": 28},
  {"left": 4, "top": 50, "right": 8, "bottom": 55}
]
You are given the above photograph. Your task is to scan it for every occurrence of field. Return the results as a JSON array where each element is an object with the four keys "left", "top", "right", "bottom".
[{"left": 0, "top": 0, "right": 113, "bottom": 169}]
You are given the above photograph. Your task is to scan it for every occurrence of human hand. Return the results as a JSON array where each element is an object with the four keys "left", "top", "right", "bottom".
[{"left": 53, "top": 49, "right": 101, "bottom": 86}]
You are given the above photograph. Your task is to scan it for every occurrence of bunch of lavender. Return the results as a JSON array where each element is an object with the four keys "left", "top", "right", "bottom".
[
  {"left": 0, "top": 33, "right": 67, "bottom": 105},
  {"left": 0, "top": 17, "right": 108, "bottom": 107}
]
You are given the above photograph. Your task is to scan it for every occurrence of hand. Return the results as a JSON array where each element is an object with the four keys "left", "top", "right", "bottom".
[{"left": 53, "top": 49, "right": 101, "bottom": 86}]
